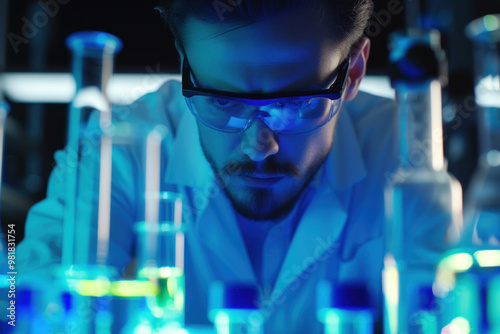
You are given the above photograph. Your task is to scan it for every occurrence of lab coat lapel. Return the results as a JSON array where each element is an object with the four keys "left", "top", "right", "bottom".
[
  {"left": 273, "top": 186, "right": 348, "bottom": 294},
  {"left": 195, "top": 191, "right": 256, "bottom": 283}
]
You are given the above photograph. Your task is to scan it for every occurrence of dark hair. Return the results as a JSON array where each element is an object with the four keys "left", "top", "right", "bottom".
[{"left": 156, "top": 0, "right": 373, "bottom": 56}]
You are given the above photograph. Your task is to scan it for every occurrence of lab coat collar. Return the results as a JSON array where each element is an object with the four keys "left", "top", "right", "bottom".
[
  {"left": 272, "top": 185, "right": 347, "bottom": 295},
  {"left": 323, "top": 103, "right": 367, "bottom": 189}
]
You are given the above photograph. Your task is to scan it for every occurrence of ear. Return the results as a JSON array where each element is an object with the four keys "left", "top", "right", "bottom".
[
  {"left": 175, "top": 39, "right": 186, "bottom": 73},
  {"left": 343, "top": 37, "right": 371, "bottom": 101}
]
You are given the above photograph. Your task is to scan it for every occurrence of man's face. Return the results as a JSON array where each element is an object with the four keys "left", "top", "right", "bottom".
[{"left": 181, "top": 10, "right": 363, "bottom": 221}]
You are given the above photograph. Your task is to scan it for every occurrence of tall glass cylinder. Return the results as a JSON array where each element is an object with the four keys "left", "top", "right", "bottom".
[
  {"left": 383, "top": 30, "right": 463, "bottom": 334},
  {"left": 63, "top": 31, "right": 122, "bottom": 268},
  {"left": 464, "top": 14, "right": 500, "bottom": 245},
  {"left": 59, "top": 31, "right": 122, "bottom": 334}
]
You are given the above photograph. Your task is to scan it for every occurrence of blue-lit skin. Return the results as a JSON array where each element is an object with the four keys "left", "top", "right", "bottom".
[{"left": 178, "top": 9, "right": 370, "bottom": 221}]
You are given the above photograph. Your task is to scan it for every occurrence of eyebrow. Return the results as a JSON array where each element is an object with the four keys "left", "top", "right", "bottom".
[
  {"left": 199, "top": 21, "right": 259, "bottom": 41},
  {"left": 183, "top": 56, "right": 349, "bottom": 99}
]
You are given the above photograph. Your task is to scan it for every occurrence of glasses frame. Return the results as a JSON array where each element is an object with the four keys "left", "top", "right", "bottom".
[{"left": 181, "top": 56, "right": 351, "bottom": 133}]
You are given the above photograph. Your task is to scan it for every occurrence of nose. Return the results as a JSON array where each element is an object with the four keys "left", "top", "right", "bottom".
[{"left": 240, "top": 118, "right": 279, "bottom": 162}]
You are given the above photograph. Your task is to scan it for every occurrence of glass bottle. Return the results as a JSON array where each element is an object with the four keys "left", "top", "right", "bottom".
[
  {"left": 463, "top": 14, "right": 500, "bottom": 246},
  {"left": 317, "top": 282, "right": 374, "bottom": 334},
  {"left": 208, "top": 282, "right": 264, "bottom": 334},
  {"left": 383, "top": 30, "right": 463, "bottom": 334}
]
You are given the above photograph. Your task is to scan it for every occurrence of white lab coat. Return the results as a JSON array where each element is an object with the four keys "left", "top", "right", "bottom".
[{"left": 17, "top": 80, "right": 422, "bottom": 333}]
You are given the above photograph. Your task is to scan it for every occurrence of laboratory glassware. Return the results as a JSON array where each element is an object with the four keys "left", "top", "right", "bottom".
[
  {"left": 63, "top": 30, "right": 122, "bottom": 268},
  {"left": 435, "top": 248, "right": 500, "bottom": 333},
  {"left": 135, "top": 190, "right": 185, "bottom": 332},
  {"left": 317, "top": 282, "right": 374, "bottom": 334},
  {"left": 463, "top": 14, "right": 500, "bottom": 246},
  {"left": 434, "top": 16, "right": 500, "bottom": 332},
  {"left": 208, "top": 282, "right": 264, "bottom": 334},
  {"left": 383, "top": 30, "right": 463, "bottom": 334},
  {"left": 60, "top": 30, "right": 123, "bottom": 334}
]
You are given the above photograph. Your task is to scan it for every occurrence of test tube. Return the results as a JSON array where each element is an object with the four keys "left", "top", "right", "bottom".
[
  {"left": 317, "top": 282, "right": 374, "bottom": 334},
  {"left": 208, "top": 282, "right": 263, "bottom": 334}
]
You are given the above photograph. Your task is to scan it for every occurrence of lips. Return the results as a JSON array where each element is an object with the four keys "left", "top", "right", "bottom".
[{"left": 237, "top": 173, "right": 286, "bottom": 187}]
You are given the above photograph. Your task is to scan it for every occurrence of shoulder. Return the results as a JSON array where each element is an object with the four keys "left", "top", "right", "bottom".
[
  {"left": 343, "top": 90, "right": 396, "bottom": 136},
  {"left": 112, "top": 79, "right": 188, "bottom": 136},
  {"left": 343, "top": 90, "right": 398, "bottom": 174}
]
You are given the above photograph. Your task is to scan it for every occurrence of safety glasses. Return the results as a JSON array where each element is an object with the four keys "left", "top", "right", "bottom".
[{"left": 182, "top": 56, "right": 350, "bottom": 134}]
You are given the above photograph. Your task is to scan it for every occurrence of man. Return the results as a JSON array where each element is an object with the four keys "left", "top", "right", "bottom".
[{"left": 19, "top": 0, "right": 401, "bottom": 332}]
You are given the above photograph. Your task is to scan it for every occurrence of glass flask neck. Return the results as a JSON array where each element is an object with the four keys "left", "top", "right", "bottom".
[
  {"left": 394, "top": 79, "right": 445, "bottom": 171},
  {"left": 466, "top": 14, "right": 500, "bottom": 159},
  {"left": 71, "top": 53, "right": 114, "bottom": 93}
]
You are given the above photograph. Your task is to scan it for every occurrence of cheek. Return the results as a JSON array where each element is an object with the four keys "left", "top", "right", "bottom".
[
  {"left": 199, "top": 126, "right": 239, "bottom": 164},
  {"left": 284, "top": 122, "right": 335, "bottom": 168}
]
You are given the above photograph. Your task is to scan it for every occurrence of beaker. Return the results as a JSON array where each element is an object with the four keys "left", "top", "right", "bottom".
[
  {"left": 464, "top": 14, "right": 500, "bottom": 245},
  {"left": 135, "top": 190, "right": 185, "bottom": 331}
]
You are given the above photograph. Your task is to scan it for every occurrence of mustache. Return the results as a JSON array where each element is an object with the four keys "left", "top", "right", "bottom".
[{"left": 220, "top": 156, "right": 301, "bottom": 178}]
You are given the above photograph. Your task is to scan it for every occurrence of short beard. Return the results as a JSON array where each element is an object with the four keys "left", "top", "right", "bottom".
[
  {"left": 198, "top": 134, "right": 330, "bottom": 222},
  {"left": 222, "top": 171, "right": 318, "bottom": 221}
]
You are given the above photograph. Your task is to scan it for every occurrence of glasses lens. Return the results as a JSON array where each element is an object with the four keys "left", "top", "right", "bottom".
[{"left": 186, "top": 95, "right": 339, "bottom": 134}]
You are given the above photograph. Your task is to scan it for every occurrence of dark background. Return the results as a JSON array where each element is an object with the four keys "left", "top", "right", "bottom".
[{"left": 2, "top": 0, "right": 500, "bottom": 243}]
